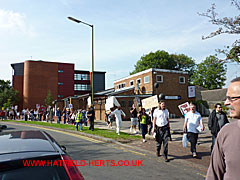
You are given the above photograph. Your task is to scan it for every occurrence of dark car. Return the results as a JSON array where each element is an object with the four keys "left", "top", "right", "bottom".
[{"left": 0, "top": 130, "right": 84, "bottom": 180}]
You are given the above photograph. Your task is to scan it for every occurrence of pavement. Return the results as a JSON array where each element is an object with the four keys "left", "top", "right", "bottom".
[{"left": 93, "top": 117, "right": 212, "bottom": 172}]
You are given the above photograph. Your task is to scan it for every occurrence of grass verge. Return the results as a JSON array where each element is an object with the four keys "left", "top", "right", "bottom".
[{"left": 2, "top": 120, "right": 141, "bottom": 141}]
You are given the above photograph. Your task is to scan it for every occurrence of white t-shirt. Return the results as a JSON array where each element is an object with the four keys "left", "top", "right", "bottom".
[
  {"left": 113, "top": 109, "right": 126, "bottom": 122},
  {"left": 185, "top": 111, "right": 202, "bottom": 133},
  {"left": 153, "top": 108, "right": 169, "bottom": 127}
]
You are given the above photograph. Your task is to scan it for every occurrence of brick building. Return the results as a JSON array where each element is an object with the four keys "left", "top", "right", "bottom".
[
  {"left": 113, "top": 68, "right": 194, "bottom": 117},
  {"left": 11, "top": 60, "right": 105, "bottom": 110}
]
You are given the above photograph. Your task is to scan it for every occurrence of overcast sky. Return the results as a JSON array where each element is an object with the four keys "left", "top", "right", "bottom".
[{"left": 1, "top": 0, "right": 239, "bottom": 89}]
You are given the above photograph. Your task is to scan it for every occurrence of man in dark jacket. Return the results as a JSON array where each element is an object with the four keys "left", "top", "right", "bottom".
[{"left": 208, "top": 103, "right": 229, "bottom": 151}]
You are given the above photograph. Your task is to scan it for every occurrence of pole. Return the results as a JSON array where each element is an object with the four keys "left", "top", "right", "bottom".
[
  {"left": 67, "top": 17, "right": 94, "bottom": 105},
  {"left": 91, "top": 25, "right": 94, "bottom": 104}
]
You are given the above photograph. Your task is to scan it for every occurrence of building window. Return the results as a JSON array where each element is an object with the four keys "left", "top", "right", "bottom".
[
  {"left": 121, "top": 101, "right": 126, "bottom": 107},
  {"left": 117, "top": 84, "right": 121, "bottom": 89},
  {"left": 74, "top": 84, "right": 91, "bottom": 91},
  {"left": 58, "top": 70, "right": 64, "bottom": 73},
  {"left": 130, "top": 80, "right": 134, "bottom": 86},
  {"left": 144, "top": 76, "right": 150, "bottom": 84},
  {"left": 121, "top": 83, "right": 126, "bottom": 88},
  {"left": 136, "top": 78, "right": 141, "bottom": 85},
  {"left": 156, "top": 75, "right": 163, "bottom": 83},
  {"left": 58, "top": 82, "right": 64, "bottom": 85},
  {"left": 74, "top": 74, "right": 90, "bottom": 80},
  {"left": 179, "top": 76, "right": 185, "bottom": 84},
  {"left": 58, "top": 95, "right": 64, "bottom": 98},
  {"left": 128, "top": 101, "right": 132, "bottom": 107}
]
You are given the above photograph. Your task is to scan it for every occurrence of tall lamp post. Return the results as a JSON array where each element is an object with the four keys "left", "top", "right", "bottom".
[{"left": 68, "top": 16, "right": 94, "bottom": 104}]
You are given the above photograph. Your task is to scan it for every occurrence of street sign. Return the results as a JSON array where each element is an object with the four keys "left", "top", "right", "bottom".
[
  {"left": 164, "top": 96, "right": 181, "bottom": 100},
  {"left": 69, "top": 104, "right": 73, "bottom": 109}
]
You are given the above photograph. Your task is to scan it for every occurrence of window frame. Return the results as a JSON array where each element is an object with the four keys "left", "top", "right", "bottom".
[
  {"left": 179, "top": 76, "right": 186, "bottom": 84},
  {"left": 136, "top": 78, "right": 142, "bottom": 85},
  {"left": 156, "top": 75, "right": 163, "bottom": 83},
  {"left": 129, "top": 80, "right": 134, "bottom": 86},
  {"left": 144, "top": 76, "right": 150, "bottom": 84}
]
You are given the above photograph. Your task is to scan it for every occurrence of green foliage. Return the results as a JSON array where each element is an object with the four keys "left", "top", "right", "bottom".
[
  {"left": 130, "top": 50, "right": 196, "bottom": 80},
  {"left": 191, "top": 55, "right": 226, "bottom": 89},
  {"left": 0, "top": 80, "right": 19, "bottom": 108},
  {"left": 45, "top": 90, "right": 53, "bottom": 108},
  {"left": 199, "top": 0, "right": 240, "bottom": 63},
  {"left": 220, "top": 102, "right": 229, "bottom": 115}
]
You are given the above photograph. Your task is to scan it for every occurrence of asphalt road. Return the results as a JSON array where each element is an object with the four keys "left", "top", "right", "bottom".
[{"left": 2, "top": 123, "right": 206, "bottom": 180}]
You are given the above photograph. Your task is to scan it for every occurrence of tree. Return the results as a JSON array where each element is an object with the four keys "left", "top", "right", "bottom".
[
  {"left": 45, "top": 90, "right": 53, "bottom": 108},
  {"left": 130, "top": 50, "right": 196, "bottom": 79},
  {"left": 199, "top": 0, "right": 240, "bottom": 63},
  {"left": 191, "top": 56, "right": 226, "bottom": 89},
  {"left": 0, "top": 80, "right": 19, "bottom": 108}
]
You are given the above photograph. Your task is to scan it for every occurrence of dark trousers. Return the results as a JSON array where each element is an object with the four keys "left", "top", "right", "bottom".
[
  {"left": 141, "top": 124, "right": 147, "bottom": 139},
  {"left": 148, "top": 122, "right": 153, "bottom": 135},
  {"left": 155, "top": 125, "right": 169, "bottom": 158},
  {"left": 89, "top": 119, "right": 94, "bottom": 130},
  {"left": 187, "top": 132, "right": 198, "bottom": 153}
]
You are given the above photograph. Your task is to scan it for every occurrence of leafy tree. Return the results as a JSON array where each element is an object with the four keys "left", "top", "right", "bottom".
[
  {"left": 199, "top": 0, "right": 240, "bottom": 63},
  {"left": 0, "top": 80, "right": 19, "bottom": 108},
  {"left": 130, "top": 50, "right": 196, "bottom": 80},
  {"left": 191, "top": 56, "right": 226, "bottom": 89},
  {"left": 45, "top": 90, "right": 53, "bottom": 108}
]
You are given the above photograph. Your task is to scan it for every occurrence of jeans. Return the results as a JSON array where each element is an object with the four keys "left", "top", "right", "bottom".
[
  {"left": 76, "top": 122, "right": 83, "bottom": 131},
  {"left": 141, "top": 124, "right": 147, "bottom": 139},
  {"left": 211, "top": 135, "right": 217, "bottom": 152},
  {"left": 57, "top": 116, "right": 61, "bottom": 124}
]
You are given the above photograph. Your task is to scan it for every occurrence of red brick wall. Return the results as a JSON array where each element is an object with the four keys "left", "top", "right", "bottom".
[{"left": 23, "top": 61, "right": 58, "bottom": 109}]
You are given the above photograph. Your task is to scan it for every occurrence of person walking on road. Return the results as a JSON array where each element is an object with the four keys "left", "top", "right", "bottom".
[
  {"left": 152, "top": 101, "right": 170, "bottom": 162},
  {"left": 206, "top": 77, "right": 240, "bottom": 180},
  {"left": 56, "top": 107, "right": 61, "bottom": 124},
  {"left": 183, "top": 103, "right": 204, "bottom": 158},
  {"left": 139, "top": 108, "right": 149, "bottom": 142},
  {"left": 75, "top": 109, "right": 83, "bottom": 131},
  {"left": 208, "top": 103, "right": 229, "bottom": 152},
  {"left": 130, "top": 104, "right": 138, "bottom": 133},
  {"left": 113, "top": 106, "right": 126, "bottom": 135},
  {"left": 87, "top": 105, "right": 95, "bottom": 131}
]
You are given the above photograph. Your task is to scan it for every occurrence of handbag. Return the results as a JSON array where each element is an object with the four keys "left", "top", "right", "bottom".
[{"left": 182, "top": 133, "right": 188, "bottom": 148}]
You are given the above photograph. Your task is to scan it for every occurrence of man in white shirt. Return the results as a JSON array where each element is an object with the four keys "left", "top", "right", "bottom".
[
  {"left": 113, "top": 106, "right": 126, "bottom": 135},
  {"left": 183, "top": 103, "right": 204, "bottom": 158},
  {"left": 152, "top": 101, "right": 170, "bottom": 162}
]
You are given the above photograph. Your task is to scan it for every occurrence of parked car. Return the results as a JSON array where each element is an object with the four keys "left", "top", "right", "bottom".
[{"left": 0, "top": 130, "right": 84, "bottom": 180}]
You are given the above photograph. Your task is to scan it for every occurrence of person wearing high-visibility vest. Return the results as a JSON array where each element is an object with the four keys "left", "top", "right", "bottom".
[{"left": 75, "top": 109, "right": 83, "bottom": 131}]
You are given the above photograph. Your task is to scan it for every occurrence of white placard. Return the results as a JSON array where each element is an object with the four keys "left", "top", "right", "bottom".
[
  {"left": 178, "top": 102, "right": 190, "bottom": 115},
  {"left": 141, "top": 95, "right": 159, "bottom": 110}
]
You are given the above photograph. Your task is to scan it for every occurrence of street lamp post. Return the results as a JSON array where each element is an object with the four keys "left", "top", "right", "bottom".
[{"left": 68, "top": 16, "right": 94, "bottom": 104}]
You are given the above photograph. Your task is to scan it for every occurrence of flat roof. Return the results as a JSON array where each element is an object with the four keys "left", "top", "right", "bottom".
[{"left": 114, "top": 68, "right": 188, "bottom": 83}]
